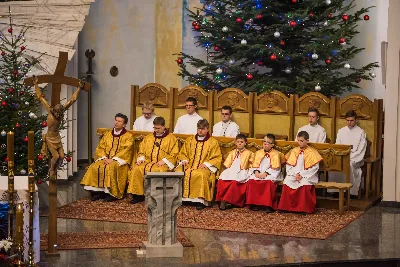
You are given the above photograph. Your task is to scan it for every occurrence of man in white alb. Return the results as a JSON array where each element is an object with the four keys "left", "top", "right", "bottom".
[
  {"left": 329, "top": 110, "right": 367, "bottom": 197},
  {"left": 173, "top": 97, "right": 203, "bottom": 134},
  {"left": 132, "top": 102, "right": 157, "bottom": 132},
  {"left": 296, "top": 107, "right": 326, "bottom": 143},
  {"left": 212, "top": 105, "right": 240, "bottom": 137}
]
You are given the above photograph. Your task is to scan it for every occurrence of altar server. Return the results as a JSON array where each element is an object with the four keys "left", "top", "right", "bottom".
[
  {"left": 296, "top": 108, "right": 326, "bottom": 143},
  {"left": 173, "top": 97, "right": 203, "bottom": 134}
]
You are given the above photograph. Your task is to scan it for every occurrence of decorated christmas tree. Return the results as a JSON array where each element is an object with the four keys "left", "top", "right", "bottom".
[
  {"left": 0, "top": 23, "right": 71, "bottom": 182},
  {"left": 176, "top": 0, "right": 379, "bottom": 95}
]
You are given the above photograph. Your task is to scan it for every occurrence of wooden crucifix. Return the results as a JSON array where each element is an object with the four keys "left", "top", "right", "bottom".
[{"left": 24, "top": 51, "right": 91, "bottom": 255}]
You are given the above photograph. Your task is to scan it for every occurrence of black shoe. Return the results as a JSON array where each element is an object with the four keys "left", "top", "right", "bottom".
[
  {"left": 130, "top": 195, "right": 145, "bottom": 204},
  {"left": 219, "top": 200, "right": 227, "bottom": 210},
  {"left": 265, "top": 207, "right": 274, "bottom": 213},
  {"left": 104, "top": 195, "right": 118, "bottom": 202},
  {"left": 90, "top": 192, "right": 106, "bottom": 201},
  {"left": 250, "top": 205, "right": 259, "bottom": 211},
  {"left": 300, "top": 212, "right": 307, "bottom": 216},
  {"left": 196, "top": 203, "right": 206, "bottom": 210}
]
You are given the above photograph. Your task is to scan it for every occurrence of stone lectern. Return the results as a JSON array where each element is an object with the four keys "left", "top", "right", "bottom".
[{"left": 142, "top": 172, "right": 184, "bottom": 258}]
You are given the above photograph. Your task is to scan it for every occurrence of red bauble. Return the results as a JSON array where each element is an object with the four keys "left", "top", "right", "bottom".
[
  {"left": 270, "top": 54, "right": 277, "bottom": 61},
  {"left": 1, "top": 101, "right": 6, "bottom": 107},
  {"left": 176, "top": 58, "right": 183, "bottom": 65},
  {"left": 246, "top": 73, "right": 253, "bottom": 80},
  {"left": 4, "top": 157, "right": 8, "bottom": 163},
  {"left": 20, "top": 46, "right": 25, "bottom": 51},
  {"left": 364, "top": 15, "right": 370, "bottom": 21},
  {"left": 1, "top": 51, "right": 5, "bottom": 56},
  {"left": 291, "top": 0, "right": 297, "bottom": 3},
  {"left": 194, "top": 24, "right": 201, "bottom": 31},
  {"left": 65, "top": 156, "right": 72, "bottom": 162},
  {"left": 342, "top": 14, "right": 349, "bottom": 21},
  {"left": 191, "top": 21, "right": 199, "bottom": 27},
  {"left": 13, "top": 70, "right": 18, "bottom": 76},
  {"left": 279, "top": 40, "right": 285, "bottom": 46},
  {"left": 309, "top": 12, "right": 314, "bottom": 17},
  {"left": 41, "top": 94, "right": 45, "bottom": 98},
  {"left": 37, "top": 154, "right": 44, "bottom": 160},
  {"left": 355, "top": 77, "right": 361, "bottom": 83},
  {"left": 236, "top": 17, "right": 243, "bottom": 23},
  {"left": 23, "top": 136, "right": 28, "bottom": 143},
  {"left": 328, "top": 13, "right": 333, "bottom": 19},
  {"left": 325, "top": 58, "right": 331, "bottom": 64},
  {"left": 214, "top": 45, "right": 220, "bottom": 51},
  {"left": 19, "top": 91, "right": 24, "bottom": 95},
  {"left": 41, "top": 121, "right": 47, "bottom": 127},
  {"left": 8, "top": 88, "right": 14, "bottom": 93},
  {"left": 37, "top": 179, "right": 43, "bottom": 184},
  {"left": 289, "top": 20, "right": 297, "bottom": 27},
  {"left": 15, "top": 123, "right": 20, "bottom": 128},
  {"left": 7, "top": 28, "right": 12, "bottom": 33},
  {"left": 256, "top": 14, "right": 262, "bottom": 20},
  {"left": 257, "top": 61, "right": 264, "bottom": 66},
  {"left": 339, "top": 37, "right": 346, "bottom": 44}
]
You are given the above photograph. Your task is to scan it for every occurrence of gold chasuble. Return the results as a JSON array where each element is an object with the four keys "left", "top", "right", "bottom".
[
  {"left": 81, "top": 128, "right": 134, "bottom": 199},
  {"left": 127, "top": 130, "right": 179, "bottom": 196},
  {"left": 178, "top": 133, "right": 222, "bottom": 203}
]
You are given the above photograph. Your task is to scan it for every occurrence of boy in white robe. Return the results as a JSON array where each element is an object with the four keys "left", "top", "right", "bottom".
[
  {"left": 329, "top": 110, "right": 367, "bottom": 197},
  {"left": 173, "top": 97, "right": 203, "bottom": 134},
  {"left": 212, "top": 105, "right": 240, "bottom": 137},
  {"left": 216, "top": 134, "right": 254, "bottom": 209},
  {"left": 132, "top": 102, "right": 157, "bottom": 132},
  {"left": 296, "top": 107, "right": 326, "bottom": 143}
]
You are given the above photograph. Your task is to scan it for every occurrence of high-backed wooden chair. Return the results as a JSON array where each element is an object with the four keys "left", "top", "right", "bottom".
[
  {"left": 254, "top": 90, "right": 293, "bottom": 141},
  {"left": 214, "top": 88, "right": 254, "bottom": 137}
]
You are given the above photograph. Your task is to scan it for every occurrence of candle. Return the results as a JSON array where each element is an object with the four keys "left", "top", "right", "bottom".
[
  {"left": 7, "top": 132, "right": 14, "bottom": 162},
  {"left": 28, "top": 131, "right": 34, "bottom": 160},
  {"left": 16, "top": 203, "right": 23, "bottom": 245}
]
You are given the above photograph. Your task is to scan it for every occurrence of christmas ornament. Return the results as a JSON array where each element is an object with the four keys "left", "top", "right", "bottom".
[
  {"left": 23, "top": 136, "right": 28, "bottom": 143},
  {"left": 20, "top": 169, "right": 26, "bottom": 175},
  {"left": 291, "top": 0, "right": 297, "bottom": 3},
  {"left": 284, "top": 68, "right": 292, "bottom": 74},
  {"left": 222, "top": 26, "right": 228, "bottom": 32},
  {"left": 279, "top": 40, "right": 285, "bottom": 46},
  {"left": 37, "top": 154, "right": 44, "bottom": 160},
  {"left": 214, "top": 45, "right": 220, "bottom": 51},
  {"left": 1, "top": 130, "right": 6, "bottom": 137},
  {"left": 246, "top": 73, "right": 253, "bottom": 80},
  {"left": 315, "top": 84, "right": 321, "bottom": 91},
  {"left": 311, "top": 53, "right": 319, "bottom": 60},
  {"left": 241, "top": 39, "right": 247, "bottom": 45},
  {"left": 369, "top": 72, "right": 376, "bottom": 78},
  {"left": 197, "top": 68, "right": 202, "bottom": 73},
  {"left": 7, "top": 28, "right": 12, "bottom": 33},
  {"left": 19, "top": 91, "right": 24, "bottom": 95},
  {"left": 65, "top": 156, "right": 72, "bottom": 162},
  {"left": 41, "top": 121, "right": 47, "bottom": 127},
  {"left": 15, "top": 123, "right": 20, "bottom": 128},
  {"left": 194, "top": 24, "right": 200, "bottom": 31},
  {"left": 257, "top": 61, "right": 264, "bottom": 66},
  {"left": 344, "top": 63, "right": 351, "bottom": 69},
  {"left": 342, "top": 14, "right": 349, "bottom": 21},
  {"left": 256, "top": 14, "right": 262, "bottom": 20},
  {"left": 325, "top": 58, "right": 331, "bottom": 64},
  {"left": 4, "top": 157, "right": 8, "bottom": 163},
  {"left": 355, "top": 77, "right": 361, "bottom": 83},
  {"left": 13, "top": 70, "right": 18, "bottom": 76},
  {"left": 289, "top": 20, "right": 297, "bottom": 27},
  {"left": 1, "top": 51, "right": 4, "bottom": 56},
  {"left": 236, "top": 17, "right": 243, "bottom": 23},
  {"left": 216, "top": 68, "right": 223, "bottom": 74},
  {"left": 1, "top": 101, "right": 6, "bottom": 107},
  {"left": 274, "top": 31, "right": 280, "bottom": 38},
  {"left": 339, "top": 37, "right": 345, "bottom": 44},
  {"left": 323, "top": 21, "right": 329, "bottom": 26},
  {"left": 191, "top": 21, "right": 198, "bottom": 27},
  {"left": 309, "top": 12, "right": 314, "bottom": 18},
  {"left": 20, "top": 46, "right": 25, "bottom": 51},
  {"left": 327, "top": 13, "right": 333, "bottom": 19},
  {"left": 37, "top": 179, "right": 43, "bottom": 184},
  {"left": 325, "top": 0, "right": 332, "bottom": 5},
  {"left": 228, "top": 59, "right": 235, "bottom": 64},
  {"left": 364, "top": 15, "right": 370, "bottom": 21},
  {"left": 8, "top": 88, "right": 13, "bottom": 93},
  {"left": 270, "top": 54, "right": 277, "bottom": 61},
  {"left": 25, "top": 102, "right": 29, "bottom": 105},
  {"left": 176, "top": 58, "right": 183, "bottom": 65}
]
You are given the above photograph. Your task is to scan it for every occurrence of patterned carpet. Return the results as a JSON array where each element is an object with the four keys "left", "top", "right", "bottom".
[
  {"left": 42, "top": 198, "right": 363, "bottom": 240},
  {"left": 40, "top": 230, "right": 193, "bottom": 250}
]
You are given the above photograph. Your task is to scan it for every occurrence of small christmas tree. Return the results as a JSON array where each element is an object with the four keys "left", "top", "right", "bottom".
[
  {"left": 0, "top": 19, "right": 71, "bottom": 182},
  {"left": 176, "top": 0, "right": 379, "bottom": 95}
]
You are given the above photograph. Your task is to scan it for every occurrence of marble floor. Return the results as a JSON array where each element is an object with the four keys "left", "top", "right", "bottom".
[{"left": 37, "top": 172, "right": 400, "bottom": 267}]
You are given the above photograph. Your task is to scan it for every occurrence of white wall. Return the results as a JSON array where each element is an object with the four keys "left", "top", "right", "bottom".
[{"left": 77, "top": 0, "right": 156, "bottom": 159}]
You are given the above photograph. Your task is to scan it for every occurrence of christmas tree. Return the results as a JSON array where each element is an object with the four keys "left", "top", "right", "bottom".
[
  {"left": 0, "top": 22, "right": 71, "bottom": 182},
  {"left": 176, "top": 0, "right": 379, "bottom": 95}
]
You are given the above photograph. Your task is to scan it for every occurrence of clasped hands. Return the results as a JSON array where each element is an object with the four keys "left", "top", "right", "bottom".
[
  {"left": 254, "top": 171, "right": 268, "bottom": 179},
  {"left": 295, "top": 173, "right": 303, "bottom": 182}
]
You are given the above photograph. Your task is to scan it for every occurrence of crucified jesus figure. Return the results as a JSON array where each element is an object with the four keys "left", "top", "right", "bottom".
[{"left": 32, "top": 76, "right": 83, "bottom": 178}]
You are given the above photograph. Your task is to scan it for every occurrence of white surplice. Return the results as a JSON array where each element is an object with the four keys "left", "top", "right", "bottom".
[
  {"left": 297, "top": 124, "right": 326, "bottom": 143},
  {"left": 212, "top": 120, "right": 240, "bottom": 137},
  {"left": 173, "top": 112, "right": 203, "bottom": 134},
  {"left": 248, "top": 155, "right": 283, "bottom": 181},
  {"left": 329, "top": 125, "right": 367, "bottom": 195},
  {"left": 219, "top": 153, "right": 249, "bottom": 183},
  {"left": 132, "top": 114, "right": 157, "bottom": 132},
  {"left": 284, "top": 153, "right": 319, "bottom": 189}
]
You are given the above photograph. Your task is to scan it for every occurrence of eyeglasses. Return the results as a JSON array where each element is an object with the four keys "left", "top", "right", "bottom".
[
  {"left": 143, "top": 112, "right": 152, "bottom": 115},
  {"left": 221, "top": 113, "right": 230, "bottom": 115},
  {"left": 185, "top": 105, "right": 195, "bottom": 107}
]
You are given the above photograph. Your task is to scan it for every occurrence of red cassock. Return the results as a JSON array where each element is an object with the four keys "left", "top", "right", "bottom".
[
  {"left": 216, "top": 180, "right": 247, "bottom": 207},
  {"left": 278, "top": 185, "right": 316, "bottom": 214},
  {"left": 246, "top": 180, "right": 278, "bottom": 209}
]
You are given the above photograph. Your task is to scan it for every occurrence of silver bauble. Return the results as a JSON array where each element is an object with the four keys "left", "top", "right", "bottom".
[
  {"left": 216, "top": 68, "right": 223, "bottom": 74},
  {"left": 344, "top": 63, "right": 351, "bottom": 69},
  {"left": 311, "top": 53, "right": 319, "bottom": 60},
  {"left": 222, "top": 26, "right": 228, "bottom": 32},
  {"left": 274, "top": 31, "right": 280, "bottom": 38},
  {"left": 241, "top": 39, "right": 247, "bottom": 45}
]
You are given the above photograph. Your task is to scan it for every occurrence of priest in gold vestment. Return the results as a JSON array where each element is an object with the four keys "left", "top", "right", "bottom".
[
  {"left": 177, "top": 119, "right": 222, "bottom": 210},
  {"left": 128, "top": 116, "right": 179, "bottom": 204},
  {"left": 81, "top": 113, "right": 134, "bottom": 202}
]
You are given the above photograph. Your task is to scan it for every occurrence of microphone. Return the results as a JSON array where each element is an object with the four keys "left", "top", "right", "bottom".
[{"left": 154, "top": 142, "right": 184, "bottom": 172}]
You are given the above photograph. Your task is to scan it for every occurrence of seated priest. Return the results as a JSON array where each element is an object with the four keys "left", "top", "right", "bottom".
[
  {"left": 216, "top": 134, "right": 254, "bottom": 210},
  {"left": 296, "top": 108, "right": 326, "bottom": 143},
  {"left": 173, "top": 97, "right": 203, "bottom": 134},
  {"left": 177, "top": 119, "right": 222, "bottom": 210},
  {"left": 328, "top": 110, "right": 367, "bottom": 197},
  {"left": 132, "top": 102, "right": 157, "bottom": 132},
  {"left": 128, "top": 116, "right": 179, "bottom": 204},
  {"left": 81, "top": 113, "right": 134, "bottom": 202},
  {"left": 212, "top": 105, "right": 240, "bottom": 137},
  {"left": 246, "top": 134, "right": 285, "bottom": 213},
  {"left": 278, "top": 131, "right": 323, "bottom": 214}
]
